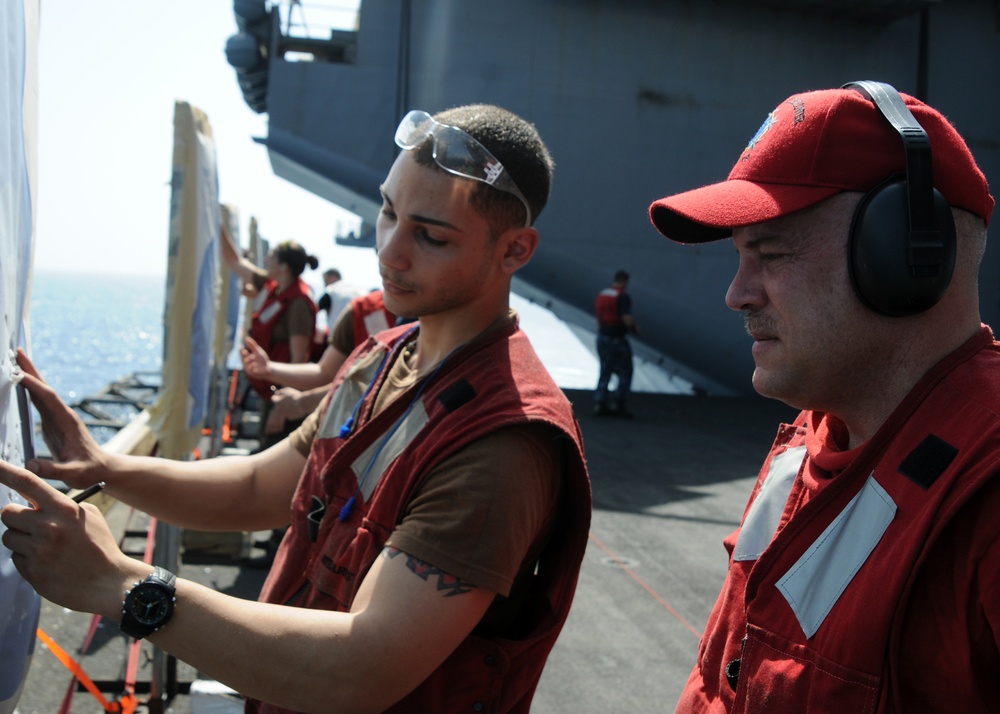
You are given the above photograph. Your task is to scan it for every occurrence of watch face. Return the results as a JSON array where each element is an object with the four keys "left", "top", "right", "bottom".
[{"left": 128, "top": 584, "right": 172, "bottom": 626}]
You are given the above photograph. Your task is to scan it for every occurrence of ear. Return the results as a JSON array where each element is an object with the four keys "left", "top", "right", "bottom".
[{"left": 499, "top": 227, "right": 539, "bottom": 274}]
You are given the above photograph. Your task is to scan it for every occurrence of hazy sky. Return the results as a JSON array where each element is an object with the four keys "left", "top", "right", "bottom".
[{"left": 35, "top": 0, "right": 377, "bottom": 288}]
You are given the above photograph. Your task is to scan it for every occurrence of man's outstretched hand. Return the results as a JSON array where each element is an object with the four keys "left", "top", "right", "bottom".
[
  {"left": 15, "top": 348, "right": 108, "bottom": 490},
  {"left": 0, "top": 460, "right": 140, "bottom": 618}
]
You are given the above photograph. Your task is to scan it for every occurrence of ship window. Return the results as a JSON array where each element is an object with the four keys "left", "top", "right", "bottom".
[{"left": 277, "top": 0, "right": 361, "bottom": 64}]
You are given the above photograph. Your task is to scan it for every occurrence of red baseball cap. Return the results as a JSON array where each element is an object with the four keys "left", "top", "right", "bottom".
[{"left": 649, "top": 85, "right": 994, "bottom": 243}]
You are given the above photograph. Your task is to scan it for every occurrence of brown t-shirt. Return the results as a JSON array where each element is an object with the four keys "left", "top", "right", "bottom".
[
  {"left": 328, "top": 304, "right": 356, "bottom": 354},
  {"left": 288, "top": 330, "right": 564, "bottom": 599}
]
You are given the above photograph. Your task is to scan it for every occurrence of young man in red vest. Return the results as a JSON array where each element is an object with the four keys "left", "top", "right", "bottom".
[
  {"left": 649, "top": 82, "right": 997, "bottom": 712},
  {"left": 1, "top": 105, "right": 592, "bottom": 714}
]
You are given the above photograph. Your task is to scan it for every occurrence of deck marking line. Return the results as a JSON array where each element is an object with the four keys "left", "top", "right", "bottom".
[{"left": 588, "top": 532, "right": 702, "bottom": 638}]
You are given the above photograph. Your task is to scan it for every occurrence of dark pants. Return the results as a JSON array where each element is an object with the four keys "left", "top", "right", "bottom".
[{"left": 595, "top": 335, "right": 633, "bottom": 409}]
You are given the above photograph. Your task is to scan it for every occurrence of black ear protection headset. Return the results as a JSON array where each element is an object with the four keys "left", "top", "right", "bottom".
[{"left": 842, "top": 80, "right": 956, "bottom": 317}]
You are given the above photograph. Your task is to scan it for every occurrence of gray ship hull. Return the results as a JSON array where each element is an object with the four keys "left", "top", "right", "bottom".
[{"left": 227, "top": 0, "right": 1000, "bottom": 394}]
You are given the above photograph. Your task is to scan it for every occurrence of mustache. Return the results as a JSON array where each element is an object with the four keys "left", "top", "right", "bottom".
[
  {"left": 743, "top": 311, "right": 777, "bottom": 338},
  {"left": 380, "top": 270, "right": 416, "bottom": 292}
]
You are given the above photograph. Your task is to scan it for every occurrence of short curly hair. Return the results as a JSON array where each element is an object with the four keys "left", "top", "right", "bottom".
[{"left": 409, "top": 104, "right": 554, "bottom": 232}]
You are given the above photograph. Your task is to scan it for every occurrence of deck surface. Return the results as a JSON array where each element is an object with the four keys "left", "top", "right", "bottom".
[{"left": 16, "top": 388, "right": 795, "bottom": 713}]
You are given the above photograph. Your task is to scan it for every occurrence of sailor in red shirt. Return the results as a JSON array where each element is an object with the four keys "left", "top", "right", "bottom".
[
  {"left": 649, "top": 82, "right": 998, "bottom": 712},
  {"left": 593, "top": 269, "right": 639, "bottom": 417}
]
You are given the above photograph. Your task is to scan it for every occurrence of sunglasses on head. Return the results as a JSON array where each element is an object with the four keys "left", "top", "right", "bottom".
[{"left": 394, "top": 110, "right": 532, "bottom": 226}]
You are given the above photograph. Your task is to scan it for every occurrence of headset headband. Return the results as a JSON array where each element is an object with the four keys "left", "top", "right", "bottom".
[{"left": 841, "top": 80, "right": 943, "bottom": 277}]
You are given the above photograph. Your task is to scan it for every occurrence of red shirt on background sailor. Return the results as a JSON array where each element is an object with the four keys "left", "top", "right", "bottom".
[{"left": 593, "top": 269, "right": 639, "bottom": 418}]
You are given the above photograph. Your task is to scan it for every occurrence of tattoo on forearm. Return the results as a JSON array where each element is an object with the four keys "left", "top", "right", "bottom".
[{"left": 384, "top": 547, "right": 474, "bottom": 597}]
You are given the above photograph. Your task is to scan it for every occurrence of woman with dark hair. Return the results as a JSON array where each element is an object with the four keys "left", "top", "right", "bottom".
[{"left": 221, "top": 228, "right": 319, "bottom": 441}]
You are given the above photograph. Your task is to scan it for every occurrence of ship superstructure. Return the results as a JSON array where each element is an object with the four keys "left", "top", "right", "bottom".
[{"left": 225, "top": 0, "right": 1000, "bottom": 394}]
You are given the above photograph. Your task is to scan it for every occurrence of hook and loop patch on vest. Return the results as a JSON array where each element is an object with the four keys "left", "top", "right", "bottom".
[
  {"left": 898, "top": 434, "right": 958, "bottom": 489},
  {"left": 438, "top": 379, "right": 476, "bottom": 412}
]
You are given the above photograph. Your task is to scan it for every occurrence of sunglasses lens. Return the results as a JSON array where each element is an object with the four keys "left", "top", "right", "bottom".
[
  {"left": 394, "top": 110, "right": 433, "bottom": 149},
  {"left": 432, "top": 126, "right": 489, "bottom": 180},
  {"left": 393, "top": 110, "right": 532, "bottom": 225}
]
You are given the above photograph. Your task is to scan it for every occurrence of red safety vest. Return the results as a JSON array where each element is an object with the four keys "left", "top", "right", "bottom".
[
  {"left": 350, "top": 290, "right": 396, "bottom": 344},
  {"left": 680, "top": 327, "right": 1000, "bottom": 713},
  {"left": 247, "top": 278, "right": 317, "bottom": 400},
  {"left": 248, "top": 319, "right": 592, "bottom": 714},
  {"left": 594, "top": 286, "right": 624, "bottom": 329}
]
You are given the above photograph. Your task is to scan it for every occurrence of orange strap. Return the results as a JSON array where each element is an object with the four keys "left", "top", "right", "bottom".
[
  {"left": 36, "top": 627, "right": 123, "bottom": 712},
  {"left": 227, "top": 367, "right": 240, "bottom": 408},
  {"left": 223, "top": 368, "right": 241, "bottom": 443},
  {"left": 38, "top": 506, "right": 152, "bottom": 714}
]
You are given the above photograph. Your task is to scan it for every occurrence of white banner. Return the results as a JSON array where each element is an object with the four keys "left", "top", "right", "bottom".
[
  {"left": 0, "top": 1, "right": 41, "bottom": 712},
  {"left": 147, "top": 101, "right": 221, "bottom": 460}
]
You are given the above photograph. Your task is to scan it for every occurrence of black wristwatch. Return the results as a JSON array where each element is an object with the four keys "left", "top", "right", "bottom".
[{"left": 120, "top": 566, "right": 177, "bottom": 640}]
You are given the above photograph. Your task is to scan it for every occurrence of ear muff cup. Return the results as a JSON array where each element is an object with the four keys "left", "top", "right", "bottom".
[{"left": 849, "top": 178, "right": 956, "bottom": 317}]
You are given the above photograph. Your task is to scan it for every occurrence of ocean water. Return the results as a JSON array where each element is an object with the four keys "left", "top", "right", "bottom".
[
  {"left": 28, "top": 270, "right": 165, "bottom": 403},
  {"left": 25, "top": 270, "right": 686, "bottom": 410}
]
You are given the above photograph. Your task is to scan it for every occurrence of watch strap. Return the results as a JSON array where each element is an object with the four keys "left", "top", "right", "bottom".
[{"left": 153, "top": 566, "right": 177, "bottom": 591}]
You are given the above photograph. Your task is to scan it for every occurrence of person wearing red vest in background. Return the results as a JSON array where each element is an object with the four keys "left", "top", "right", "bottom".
[
  {"left": 221, "top": 231, "right": 320, "bottom": 448},
  {"left": 242, "top": 289, "right": 403, "bottom": 436},
  {"left": 594, "top": 269, "right": 640, "bottom": 417},
  {"left": 649, "top": 82, "right": 998, "bottom": 712},
  {"left": 2, "top": 103, "right": 592, "bottom": 714}
]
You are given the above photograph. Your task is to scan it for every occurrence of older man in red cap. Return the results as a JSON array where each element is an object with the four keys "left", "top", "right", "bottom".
[{"left": 649, "top": 82, "right": 997, "bottom": 712}]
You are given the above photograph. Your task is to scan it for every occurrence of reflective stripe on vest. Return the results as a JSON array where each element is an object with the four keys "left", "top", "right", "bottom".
[
  {"left": 351, "top": 399, "right": 430, "bottom": 500},
  {"left": 777, "top": 474, "right": 896, "bottom": 638},
  {"left": 734, "top": 445, "right": 899, "bottom": 638},
  {"left": 317, "top": 349, "right": 386, "bottom": 440},
  {"left": 734, "top": 446, "right": 806, "bottom": 562},
  {"left": 363, "top": 309, "right": 390, "bottom": 337},
  {"left": 313, "top": 338, "right": 432, "bottom": 500},
  {"left": 257, "top": 299, "right": 282, "bottom": 325}
]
